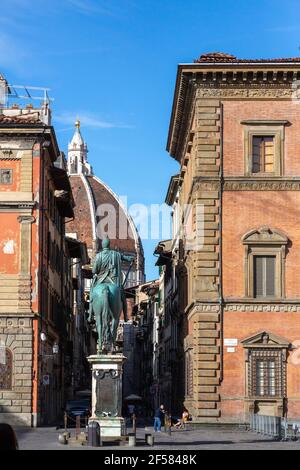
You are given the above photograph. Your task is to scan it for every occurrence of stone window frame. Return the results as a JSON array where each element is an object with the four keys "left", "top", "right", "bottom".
[
  {"left": 0, "top": 168, "right": 13, "bottom": 184},
  {"left": 241, "top": 331, "right": 290, "bottom": 400},
  {"left": 242, "top": 227, "right": 289, "bottom": 300},
  {"left": 241, "top": 120, "right": 289, "bottom": 177}
]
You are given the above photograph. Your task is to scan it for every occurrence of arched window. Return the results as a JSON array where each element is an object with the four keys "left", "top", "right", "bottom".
[
  {"left": 242, "top": 227, "right": 289, "bottom": 299},
  {"left": 0, "top": 347, "right": 13, "bottom": 390}
]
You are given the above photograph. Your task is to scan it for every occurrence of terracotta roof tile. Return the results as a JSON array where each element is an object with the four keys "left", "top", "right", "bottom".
[
  {"left": 0, "top": 113, "right": 42, "bottom": 124},
  {"left": 194, "top": 52, "right": 300, "bottom": 64}
]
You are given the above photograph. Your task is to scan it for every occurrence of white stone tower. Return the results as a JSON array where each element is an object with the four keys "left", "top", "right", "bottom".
[{"left": 67, "top": 119, "right": 93, "bottom": 175}]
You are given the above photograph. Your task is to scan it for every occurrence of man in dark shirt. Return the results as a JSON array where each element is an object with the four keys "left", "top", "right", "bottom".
[{"left": 154, "top": 404, "right": 165, "bottom": 432}]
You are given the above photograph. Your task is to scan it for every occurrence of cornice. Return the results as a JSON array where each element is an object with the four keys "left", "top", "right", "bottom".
[
  {"left": 223, "top": 177, "right": 300, "bottom": 191},
  {"left": 225, "top": 301, "right": 300, "bottom": 313},
  {"left": 167, "top": 66, "right": 300, "bottom": 160}
]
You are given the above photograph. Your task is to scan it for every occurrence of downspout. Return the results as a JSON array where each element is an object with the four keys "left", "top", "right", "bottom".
[
  {"left": 219, "top": 104, "right": 224, "bottom": 382},
  {"left": 36, "top": 135, "right": 47, "bottom": 426}
]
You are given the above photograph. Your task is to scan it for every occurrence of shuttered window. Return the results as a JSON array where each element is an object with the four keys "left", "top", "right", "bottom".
[
  {"left": 252, "top": 136, "right": 275, "bottom": 174},
  {"left": 254, "top": 256, "right": 276, "bottom": 298}
]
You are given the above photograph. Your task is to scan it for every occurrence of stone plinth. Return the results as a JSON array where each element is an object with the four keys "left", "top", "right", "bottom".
[{"left": 87, "top": 354, "right": 126, "bottom": 438}]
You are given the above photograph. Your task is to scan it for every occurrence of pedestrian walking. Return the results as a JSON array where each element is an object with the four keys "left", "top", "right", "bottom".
[{"left": 153, "top": 404, "right": 165, "bottom": 432}]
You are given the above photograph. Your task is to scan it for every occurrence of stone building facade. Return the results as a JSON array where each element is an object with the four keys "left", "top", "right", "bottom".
[
  {"left": 166, "top": 52, "right": 300, "bottom": 422},
  {"left": 134, "top": 281, "right": 160, "bottom": 415},
  {"left": 154, "top": 239, "right": 184, "bottom": 415},
  {"left": 0, "top": 74, "right": 84, "bottom": 426}
]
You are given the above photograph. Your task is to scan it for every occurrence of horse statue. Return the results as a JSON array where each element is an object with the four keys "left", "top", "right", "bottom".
[{"left": 88, "top": 236, "right": 134, "bottom": 353}]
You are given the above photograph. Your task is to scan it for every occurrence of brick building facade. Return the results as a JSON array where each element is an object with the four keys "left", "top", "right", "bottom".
[
  {"left": 166, "top": 52, "right": 300, "bottom": 422},
  {"left": 0, "top": 74, "right": 86, "bottom": 426}
]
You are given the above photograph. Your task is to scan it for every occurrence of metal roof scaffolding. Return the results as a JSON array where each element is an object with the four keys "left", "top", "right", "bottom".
[{"left": 8, "top": 84, "right": 53, "bottom": 103}]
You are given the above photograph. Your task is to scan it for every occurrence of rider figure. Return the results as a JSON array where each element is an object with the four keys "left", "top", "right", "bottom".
[{"left": 88, "top": 236, "right": 134, "bottom": 324}]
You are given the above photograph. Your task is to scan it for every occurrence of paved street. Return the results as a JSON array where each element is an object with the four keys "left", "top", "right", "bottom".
[{"left": 15, "top": 425, "right": 300, "bottom": 450}]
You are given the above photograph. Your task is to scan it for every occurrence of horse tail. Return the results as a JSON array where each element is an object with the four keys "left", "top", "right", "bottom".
[{"left": 102, "top": 285, "right": 114, "bottom": 318}]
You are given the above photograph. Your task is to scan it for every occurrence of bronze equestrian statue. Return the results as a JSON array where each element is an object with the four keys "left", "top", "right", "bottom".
[{"left": 88, "top": 236, "right": 134, "bottom": 353}]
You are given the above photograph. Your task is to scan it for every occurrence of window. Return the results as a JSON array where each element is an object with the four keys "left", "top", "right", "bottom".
[
  {"left": 242, "top": 331, "right": 290, "bottom": 400},
  {"left": 241, "top": 120, "right": 288, "bottom": 176},
  {"left": 252, "top": 136, "right": 274, "bottom": 174},
  {"left": 0, "top": 168, "right": 12, "bottom": 184},
  {"left": 254, "top": 255, "right": 276, "bottom": 298},
  {"left": 0, "top": 348, "right": 13, "bottom": 390},
  {"left": 242, "top": 227, "right": 289, "bottom": 299},
  {"left": 250, "top": 350, "right": 284, "bottom": 398},
  {"left": 255, "top": 359, "right": 276, "bottom": 396}
]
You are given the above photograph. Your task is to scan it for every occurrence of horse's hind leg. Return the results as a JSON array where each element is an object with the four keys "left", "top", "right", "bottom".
[
  {"left": 111, "top": 314, "right": 120, "bottom": 352},
  {"left": 96, "top": 315, "right": 102, "bottom": 353}
]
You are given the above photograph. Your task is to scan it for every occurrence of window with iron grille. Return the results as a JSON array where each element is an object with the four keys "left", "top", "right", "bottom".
[
  {"left": 249, "top": 349, "right": 285, "bottom": 398},
  {"left": 0, "top": 348, "right": 13, "bottom": 390}
]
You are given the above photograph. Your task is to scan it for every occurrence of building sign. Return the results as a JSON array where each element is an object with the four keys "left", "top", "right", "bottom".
[
  {"left": 224, "top": 338, "right": 238, "bottom": 346},
  {"left": 227, "top": 347, "right": 236, "bottom": 353}
]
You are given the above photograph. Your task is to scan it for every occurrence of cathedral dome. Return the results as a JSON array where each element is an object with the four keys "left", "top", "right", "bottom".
[{"left": 66, "top": 122, "right": 145, "bottom": 287}]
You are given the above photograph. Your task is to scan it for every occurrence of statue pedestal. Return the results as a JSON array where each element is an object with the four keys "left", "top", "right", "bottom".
[{"left": 87, "top": 354, "right": 126, "bottom": 439}]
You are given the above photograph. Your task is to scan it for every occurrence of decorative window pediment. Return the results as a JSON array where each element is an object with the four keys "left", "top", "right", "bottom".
[
  {"left": 242, "top": 331, "right": 290, "bottom": 399},
  {"left": 242, "top": 227, "right": 289, "bottom": 299},
  {"left": 241, "top": 330, "right": 291, "bottom": 349},
  {"left": 242, "top": 227, "right": 288, "bottom": 246}
]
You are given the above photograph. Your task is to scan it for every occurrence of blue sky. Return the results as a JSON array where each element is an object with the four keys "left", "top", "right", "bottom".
[{"left": 1, "top": 0, "right": 300, "bottom": 279}]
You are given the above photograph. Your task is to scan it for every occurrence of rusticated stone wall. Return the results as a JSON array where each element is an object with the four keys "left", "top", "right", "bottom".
[{"left": 0, "top": 316, "right": 33, "bottom": 426}]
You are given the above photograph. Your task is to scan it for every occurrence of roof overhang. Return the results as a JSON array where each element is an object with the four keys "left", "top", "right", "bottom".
[
  {"left": 167, "top": 60, "right": 300, "bottom": 161},
  {"left": 50, "top": 166, "right": 75, "bottom": 219},
  {"left": 65, "top": 237, "right": 89, "bottom": 264},
  {"left": 154, "top": 239, "right": 172, "bottom": 266},
  {"left": 0, "top": 124, "right": 60, "bottom": 162},
  {"left": 165, "top": 174, "right": 180, "bottom": 206}
]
